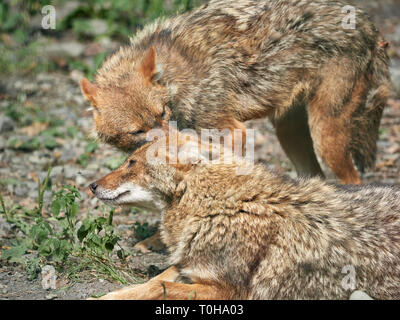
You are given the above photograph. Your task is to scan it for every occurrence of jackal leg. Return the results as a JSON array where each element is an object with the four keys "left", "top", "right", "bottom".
[
  {"left": 308, "top": 114, "right": 361, "bottom": 185},
  {"left": 95, "top": 266, "right": 225, "bottom": 300},
  {"left": 308, "top": 64, "right": 365, "bottom": 185},
  {"left": 273, "top": 103, "right": 325, "bottom": 178}
]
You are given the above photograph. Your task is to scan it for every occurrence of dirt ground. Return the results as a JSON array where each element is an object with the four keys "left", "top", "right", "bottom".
[{"left": 0, "top": 0, "right": 400, "bottom": 300}]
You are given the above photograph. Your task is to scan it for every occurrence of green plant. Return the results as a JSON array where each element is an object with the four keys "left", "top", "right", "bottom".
[
  {"left": 0, "top": 170, "right": 134, "bottom": 284},
  {"left": 78, "top": 140, "right": 98, "bottom": 167}
]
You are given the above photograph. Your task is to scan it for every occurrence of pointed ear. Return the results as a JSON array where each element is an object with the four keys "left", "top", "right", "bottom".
[
  {"left": 139, "top": 46, "right": 161, "bottom": 83},
  {"left": 81, "top": 78, "right": 98, "bottom": 105}
]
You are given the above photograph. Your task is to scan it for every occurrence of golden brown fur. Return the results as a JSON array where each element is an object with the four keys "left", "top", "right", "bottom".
[
  {"left": 90, "top": 133, "right": 400, "bottom": 300},
  {"left": 81, "top": 0, "right": 391, "bottom": 185}
]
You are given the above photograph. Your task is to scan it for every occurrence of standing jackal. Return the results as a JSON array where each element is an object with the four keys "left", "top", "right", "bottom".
[
  {"left": 89, "top": 132, "right": 400, "bottom": 300},
  {"left": 81, "top": 0, "right": 391, "bottom": 184}
]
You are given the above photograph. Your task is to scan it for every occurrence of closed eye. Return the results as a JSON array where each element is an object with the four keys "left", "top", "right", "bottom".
[
  {"left": 127, "top": 159, "right": 136, "bottom": 168},
  {"left": 130, "top": 130, "right": 145, "bottom": 136}
]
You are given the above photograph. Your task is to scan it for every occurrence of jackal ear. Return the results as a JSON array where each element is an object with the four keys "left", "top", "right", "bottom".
[
  {"left": 139, "top": 46, "right": 162, "bottom": 83},
  {"left": 81, "top": 78, "right": 98, "bottom": 105}
]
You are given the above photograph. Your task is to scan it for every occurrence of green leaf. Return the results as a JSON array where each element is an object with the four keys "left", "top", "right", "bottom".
[
  {"left": 84, "top": 141, "right": 98, "bottom": 154},
  {"left": 59, "top": 239, "right": 71, "bottom": 255},
  {"left": 25, "top": 258, "right": 41, "bottom": 281},
  {"left": 1, "top": 245, "right": 27, "bottom": 262},
  {"left": 43, "top": 137, "right": 60, "bottom": 150},
  {"left": 117, "top": 249, "right": 124, "bottom": 260},
  {"left": 91, "top": 292, "right": 107, "bottom": 299},
  {"left": 50, "top": 238, "right": 61, "bottom": 251},
  {"left": 68, "top": 202, "right": 80, "bottom": 218},
  {"left": 38, "top": 239, "right": 52, "bottom": 256},
  {"left": 77, "top": 220, "right": 91, "bottom": 242},
  {"left": 104, "top": 235, "right": 118, "bottom": 252},
  {"left": 107, "top": 210, "right": 114, "bottom": 225},
  {"left": 87, "top": 233, "right": 102, "bottom": 248},
  {"left": 30, "top": 223, "right": 50, "bottom": 245},
  {"left": 50, "top": 199, "right": 61, "bottom": 217}
]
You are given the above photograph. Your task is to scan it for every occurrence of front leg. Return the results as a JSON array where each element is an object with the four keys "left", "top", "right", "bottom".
[
  {"left": 92, "top": 266, "right": 227, "bottom": 300},
  {"left": 92, "top": 266, "right": 180, "bottom": 300},
  {"left": 99, "top": 281, "right": 226, "bottom": 300}
]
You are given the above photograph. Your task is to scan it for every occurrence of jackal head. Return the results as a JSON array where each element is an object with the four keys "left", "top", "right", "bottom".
[
  {"left": 89, "top": 130, "right": 224, "bottom": 212},
  {"left": 81, "top": 46, "right": 170, "bottom": 152}
]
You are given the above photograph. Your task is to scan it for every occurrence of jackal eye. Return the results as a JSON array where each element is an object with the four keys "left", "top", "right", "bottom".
[
  {"left": 161, "top": 108, "right": 166, "bottom": 119},
  {"left": 127, "top": 159, "right": 136, "bottom": 168},
  {"left": 130, "top": 130, "right": 145, "bottom": 136},
  {"left": 161, "top": 106, "right": 169, "bottom": 120}
]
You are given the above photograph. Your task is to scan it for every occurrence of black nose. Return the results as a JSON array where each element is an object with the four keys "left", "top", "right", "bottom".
[{"left": 89, "top": 182, "right": 98, "bottom": 193}]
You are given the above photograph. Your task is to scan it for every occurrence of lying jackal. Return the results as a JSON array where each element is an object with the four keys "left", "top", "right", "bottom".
[{"left": 89, "top": 133, "right": 400, "bottom": 299}]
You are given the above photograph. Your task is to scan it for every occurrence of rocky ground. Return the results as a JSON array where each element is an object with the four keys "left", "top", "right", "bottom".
[{"left": 0, "top": 0, "right": 400, "bottom": 300}]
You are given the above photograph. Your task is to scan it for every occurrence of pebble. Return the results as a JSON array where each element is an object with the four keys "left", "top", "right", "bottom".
[
  {"left": 59, "top": 150, "right": 78, "bottom": 163},
  {"left": 0, "top": 136, "right": 7, "bottom": 150},
  {"left": 90, "top": 197, "right": 99, "bottom": 207},
  {"left": 64, "top": 167, "right": 79, "bottom": 180},
  {"left": 69, "top": 70, "right": 84, "bottom": 84},
  {"left": 45, "top": 42, "right": 85, "bottom": 59},
  {"left": 75, "top": 175, "right": 87, "bottom": 186},
  {"left": 51, "top": 166, "right": 64, "bottom": 178},
  {"left": 0, "top": 218, "right": 12, "bottom": 238},
  {"left": 0, "top": 116, "right": 15, "bottom": 133},
  {"left": 14, "top": 184, "right": 30, "bottom": 197},
  {"left": 86, "top": 163, "right": 100, "bottom": 171},
  {"left": 389, "top": 59, "right": 400, "bottom": 96},
  {"left": 87, "top": 19, "right": 108, "bottom": 36},
  {"left": 45, "top": 293, "right": 58, "bottom": 300},
  {"left": 349, "top": 290, "right": 373, "bottom": 300},
  {"left": 41, "top": 265, "right": 57, "bottom": 290}
]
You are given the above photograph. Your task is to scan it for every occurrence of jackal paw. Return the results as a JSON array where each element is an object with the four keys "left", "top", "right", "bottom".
[{"left": 134, "top": 231, "right": 165, "bottom": 253}]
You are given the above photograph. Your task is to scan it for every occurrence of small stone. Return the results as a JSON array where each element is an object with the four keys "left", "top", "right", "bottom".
[
  {"left": 75, "top": 175, "right": 87, "bottom": 186},
  {"left": 45, "top": 293, "right": 58, "bottom": 300},
  {"left": 59, "top": 150, "right": 78, "bottom": 163},
  {"left": 86, "top": 163, "right": 100, "bottom": 171},
  {"left": 51, "top": 166, "right": 64, "bottom": 178},
  {"left": 21, "top": 83, "right": 37, "bottom": 94},
  {"left": 45, "top": 42, "right": 85, "bottom": 59},
  {"left": 64, "top": 167, "right": 79, "bottom": 180},
  {"left": 0, "top": 136, "right": 6, "bottom": 150},
  {"left": 349, "top": 290, "right": 373, "bottom": 300},
  {"left": 0, "top": 117, "right": 15, "bottom": 133},
  {"left": 69, "top": 70, "right": 84, "bottom": 84},
  {"left": 86, "top": 19, "right": 108, "bottom": 36},
  {"left": 40, "top": 83, "right": 52, "bottom": 91},
  {"left": 14, "top": 184, "right": 29, "bottom": 197},
  {"left": 90, "top": 197, "right": 99, "bottom": 207},
  {"left": 84, "top": 42, "right": 103, "bottom": 57},
  {"left": 41, "top": 265, "right": 57, "bottom": 290},
  {"left": 56, "top": 1, "right": 80, "bottom": 21},
  {"left": 0, "top": 217, "right": 12, "bottom": 238},
  {"left": 389, "top": 59, "right": 400, "bottom": 97}
]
